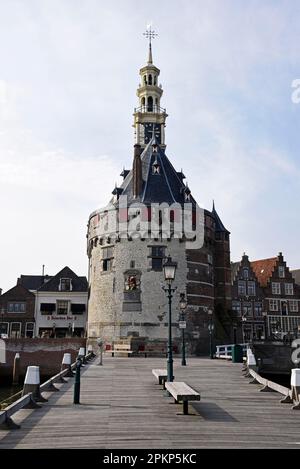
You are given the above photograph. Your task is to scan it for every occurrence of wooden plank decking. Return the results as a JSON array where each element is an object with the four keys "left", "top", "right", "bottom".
[{"left": 0, "top": 357, "right": 300, "bottom": 449}]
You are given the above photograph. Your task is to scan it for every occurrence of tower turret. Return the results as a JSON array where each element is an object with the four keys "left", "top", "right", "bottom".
[{"left": 133, "top": 28, "right": 168, "bottom": 148}]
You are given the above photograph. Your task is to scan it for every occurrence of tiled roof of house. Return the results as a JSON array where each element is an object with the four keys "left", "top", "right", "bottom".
[
  {"left": 17, "top": 275, "right": 52, "bottom": 291},
  {"left": 38, "top": 266, "right": 88, "bottom": 292},
  {"left": 251, "top": 257, "right": 277, "bottom": 287}
]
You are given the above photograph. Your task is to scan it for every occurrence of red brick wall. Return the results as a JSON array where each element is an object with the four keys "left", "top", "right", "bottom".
[{"left": 0, "top": 337, "right": 86, "bottom": 379}]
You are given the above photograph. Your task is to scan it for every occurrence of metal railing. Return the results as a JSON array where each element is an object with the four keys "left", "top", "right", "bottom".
[
  {"left": 215, "top": 343, "right": 249, "bottom": 359},
  {"left": 134, "top": 105, "right": 166, "bottom": 114}
]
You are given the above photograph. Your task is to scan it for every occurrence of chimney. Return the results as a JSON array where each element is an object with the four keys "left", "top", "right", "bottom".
[{"left": 133, "top": 144, "right": 143, "bottom": 198}]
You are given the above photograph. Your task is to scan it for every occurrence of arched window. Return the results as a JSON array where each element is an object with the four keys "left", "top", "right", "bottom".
[
  {"left": 141, "top": 97, "right": 145, "bottom": 109},
  {"left": 143, "top": 75, "right": 147, "bottom": 85},
  {"left": 148, "top": 75, "right": 152, "bottom": 85},
  {"left": 154, "top": 76, "right": 157, "bottom": 85},
  {"left": 147, "top": 96, "right": 153, "bottom": 112}
]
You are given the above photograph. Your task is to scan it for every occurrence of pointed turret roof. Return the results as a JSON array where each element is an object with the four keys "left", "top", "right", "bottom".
[
  {"left": 212, "top": 201, "right": 230, "bottom": 233},
  {"left": 117, "top": 138, "right": 196, "bottom": 207}
]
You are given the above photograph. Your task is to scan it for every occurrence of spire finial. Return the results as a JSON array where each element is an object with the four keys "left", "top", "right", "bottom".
[
  {"left": 143, "top": 25, "right": 157, "bottom": 64},
  {"left": 212, "top": 199, "right": 215, "bottom": 211}
]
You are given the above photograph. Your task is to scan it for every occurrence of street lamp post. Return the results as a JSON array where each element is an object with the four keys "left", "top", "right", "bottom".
[
  {"left": 179, "top": 293, "right": 187, "bottom": 366},
  {"left": 208, "top": 309, "right": 214, "bottom": 359},
  {"left": 162, "top": 255, "right": 177, "bottom": 383},
  {"left": 262, "top": 311, "right": 268, "bottom": 340},
  {"left": 242, "top": 315, "right": 247, "bottom": 344},
  {"left": 0, "top": 308, "right": 5, "bottom": 337}
]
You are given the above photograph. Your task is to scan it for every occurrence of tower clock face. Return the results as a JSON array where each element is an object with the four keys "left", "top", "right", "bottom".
[{"left": 144, "top": 123, "right": 161, "bottom": 144}]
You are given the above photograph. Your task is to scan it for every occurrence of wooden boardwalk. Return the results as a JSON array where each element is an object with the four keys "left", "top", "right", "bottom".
[{"left": 0, "top": 357, "right": 300, "bottom": 449}]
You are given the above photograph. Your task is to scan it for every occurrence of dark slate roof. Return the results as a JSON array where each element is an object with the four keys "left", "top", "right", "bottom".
[
  {"left": 38, "top": 266, "right": 88, "bottom": 292},
  {"left": 212, "top": 202, "right": 230, "bottom": 233},
  {"left": 17, "top": 275, "right": 53, "bottom": 291},
  {"left": 118, "top": 138, "right": 196, "bottom": 207},
  {"left": 292, "top": 270, "right": 300, "bottom": 285}
]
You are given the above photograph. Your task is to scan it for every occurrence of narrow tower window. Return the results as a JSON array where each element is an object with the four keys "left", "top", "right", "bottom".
[
  {"left": 148, "top": 75, "right": 152, "bottom": 85},
  {"left": 147, "top": 96, "right": 153, "bottom": 112}
]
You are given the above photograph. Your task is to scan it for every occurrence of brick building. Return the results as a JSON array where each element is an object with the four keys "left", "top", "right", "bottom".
[
  {"left": 0, "top": 284, "right": 35, "bottom": 338},
  {"left": 232, "top": 252, "right": 300, "bottom": 341}
]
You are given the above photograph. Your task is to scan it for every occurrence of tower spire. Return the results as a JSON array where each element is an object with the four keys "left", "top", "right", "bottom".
[{"left": 143, "top": 26, "right": 157, "bottom": 65}]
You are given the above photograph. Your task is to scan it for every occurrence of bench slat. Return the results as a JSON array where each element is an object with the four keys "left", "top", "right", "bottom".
[{"left": 165, "top": 382, "right": 200, "bottom": 401}]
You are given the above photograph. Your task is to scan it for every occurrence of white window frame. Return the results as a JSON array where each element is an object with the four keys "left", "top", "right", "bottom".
[
  {"left": 269, "top": 299, "right": 279, "bottom": 312},
  {"left": 10, "top": 322, "right": 21, "bottom": 338},
  {"left": 278, "top": 266, "right": 285, "bottom": 278},
  {"left": 289, "top": 300, "right": 299, "bottom": 313},
  {"left": 25, "top": 322, "right": 35, "bottom": 338},
  {"left": 7, "top": 302, "right": 26, "bottom": 313},
  {"left": 238, "top": 281, "right": 246, "bottom": 296},
  {"left": 59, "top": 278, "right": 72, "bottom": 292},
  {"left": 56, "top": 300, "right": 69, "bottom": 315},
  {"left": 285, "top": 283, "right": 294, "bottom": 296},
  {"left": 247, "top": 281, "right": 256, "bottom": 296},
  {"left": 272, "top": 282, "right": 281, "bottom": 295}
]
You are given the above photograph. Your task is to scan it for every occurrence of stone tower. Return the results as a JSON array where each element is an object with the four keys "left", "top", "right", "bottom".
[{"left": 87, "top": 36, "right": 232, "bottom": 354}]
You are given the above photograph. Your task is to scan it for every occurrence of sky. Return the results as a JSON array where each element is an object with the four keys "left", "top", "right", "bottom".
[{"left": 0, "top": 0, "right": 300, "bottom": 292}]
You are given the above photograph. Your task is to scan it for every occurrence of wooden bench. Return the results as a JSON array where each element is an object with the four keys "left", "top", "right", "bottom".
[
  {"left": 111, "top": 344, "right": 133, "bottom": 357},
  {"left": 152, "top": 369, "right": 168, "bottom": 388},
  {"left": 165, "top": 381, "right": 200, "bottom": 415},
  {"left": 140, "top": 346, "right": 167, "bottom": 358}
]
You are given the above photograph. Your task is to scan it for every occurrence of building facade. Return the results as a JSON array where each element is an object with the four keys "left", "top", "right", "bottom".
[
  {"left": 34, "top": 267, "right": 88, "bottom": 338},
  {"left": 232, "top": 252, "right": 300, "bottom": 341},
  {"left": 87, "top": 41, "right": 232, "bottom": 354},
  {"left": 0, "top": 284, "right": 35, "bottom": 338}
]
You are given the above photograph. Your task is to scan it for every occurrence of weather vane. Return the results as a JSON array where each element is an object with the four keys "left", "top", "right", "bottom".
[{"left": 143, "top": 26, "right": 158, "bottom": 45}]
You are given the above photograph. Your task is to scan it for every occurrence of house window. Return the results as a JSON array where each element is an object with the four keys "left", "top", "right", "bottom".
[
  {"left": 102, "top": 247, "right": 114, "bottom": 272},
  {"left": 247, "top": 281, "right": 256, "bottom": 296},
  {"left": 70, "top": 304, "right": 86, "bottom": 315},
  {"left": 243, "top": 302, "right": 252, "bottom": 316},
  {"left": 243, "top": 268, "right": 249, "bottom": 280},
  {"left": 254, "top": 303, "right": 262, "bottom": 316},
  {"left": 285, "top": 283, "right": 294, "bottom": 296},
  {"left": 238, "top": 281, "right": 246, "bottom": 296},
  {"left": 278, "top": 266, "right": 285, "bottom": 278},
  {"left": 289, "top": 300, "right": 299, "bottom": 313},
  {"left": 57, "top": 301, "right": 68, "bottom": 315},
  {"left": 150, "top": 246, "right": 165, "bottom": 271},
  {"left": 232, "top": 301, "right": 241, "bottom": 316},
  {"left": 7, "top": 302, "right": 26, "bottom": 313},
  {"left": 269, "top": 299, "right": 279, "bottom": 311},
  {"left": 40, "top": 303, "right": 56, "bottom": 315},
  {"left": 10, "top": 322, "right": 21, "bottom": 338},
  {"left": 272, "top": 282, "right": 281, "bottom": 295},
  {"left": 0, "top": 322, "right": 9, "bottom": 336},
  {"left": 59, "top": 278, "right": 72, "bottom": 291},
  {"left": 25, "top": 322, "right": 35, "bottom": 338}
]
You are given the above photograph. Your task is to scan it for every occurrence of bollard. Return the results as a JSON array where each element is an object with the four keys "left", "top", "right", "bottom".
[
  {"left": 291, "top": 369, "right": 300, "bottom": 410},
  {"left": 12, "top": 353, "right": 20, "bottom": 385},
  {"left": 78, "top": 347, "right": 86, "bottom": 365},
  {"left": 61, "top": 353, "right": 74, "bottom": 377},
  {"left": 73, "top": 359, "right": 81, "bottom": 405},
  {"left": 97, "top": 338, "right": 103, "bottom": 366},
  {"left": 22, "top": 366, "right": 48, "bottom": 403}
]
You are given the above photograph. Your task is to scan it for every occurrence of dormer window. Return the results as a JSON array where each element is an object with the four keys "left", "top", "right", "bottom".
[
  {"left": 59, "top": 278, "right": 72, "bottom": 291},
  {"left": 152, "top": 158, "right": 160, "bottom": 174}
]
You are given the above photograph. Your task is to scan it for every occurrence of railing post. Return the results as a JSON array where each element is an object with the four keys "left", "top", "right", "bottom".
[
  {"left": 73, "top": 359, "right": 81, "bottom": 405},
  {"left": 12, "top": 353, "right": 20, "bottom": 385},
  {"left": 22, "top": 366, "right": 47, "bottom": 403},
  {"left": 61, "top": 353, "right": 74, "bottom": 377}
]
